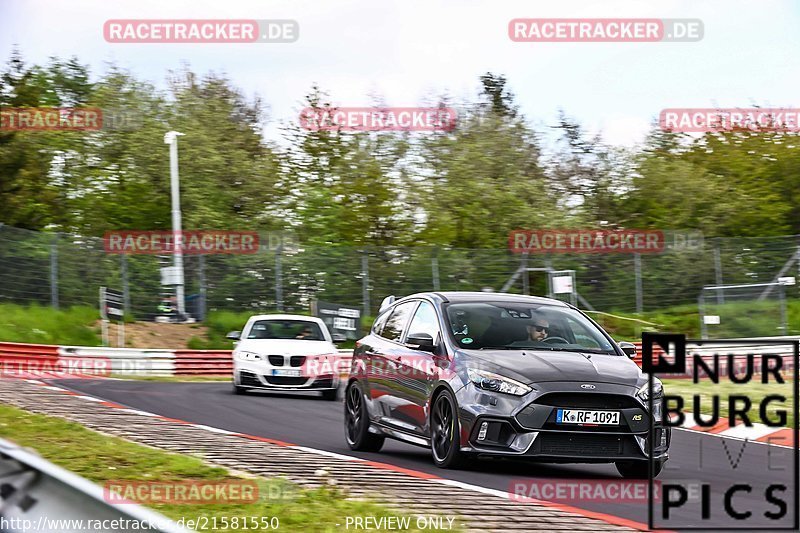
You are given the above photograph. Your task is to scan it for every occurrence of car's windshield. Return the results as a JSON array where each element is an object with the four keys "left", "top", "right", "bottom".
[
  {"left": 445, "top": 302, "right": 617, "bottom": 355},
  {"left": 247, "top": 320, "right": 325, "bottom": 341}
]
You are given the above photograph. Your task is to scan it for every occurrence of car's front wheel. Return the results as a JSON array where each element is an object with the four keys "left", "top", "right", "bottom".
[
  {"left": 344, "top": 382, "right": 384, "bottom": 451},
  {"left": 615, "top": 460, "right": 663, "bottom": 479},
  {"left": 430, "top": 389, "right": 466, "bottom": 469}
]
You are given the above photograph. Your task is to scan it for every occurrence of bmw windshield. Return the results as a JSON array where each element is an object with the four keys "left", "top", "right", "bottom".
[{"left": 445, "top": 302, "right": 618, "bottom": 355}]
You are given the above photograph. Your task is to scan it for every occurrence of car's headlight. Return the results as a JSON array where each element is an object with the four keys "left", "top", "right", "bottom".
[
  {"left": 637, "top": 378, "right": 664, "bottom": 403},
  {"left": 467, "top": 368, "right": 532, "bottom": 396},
  {"left": 236, "top": 351, "right": 262, "bottom": 361}
]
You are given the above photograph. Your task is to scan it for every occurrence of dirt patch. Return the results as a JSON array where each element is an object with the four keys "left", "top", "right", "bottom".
[{"left": 100, "top": 321, "right": 210, "bottom": 349}]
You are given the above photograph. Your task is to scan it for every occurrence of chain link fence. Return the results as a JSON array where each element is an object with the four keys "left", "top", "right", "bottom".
[{"left": 0, "top": 224, "right": 798, "bottom": 327}]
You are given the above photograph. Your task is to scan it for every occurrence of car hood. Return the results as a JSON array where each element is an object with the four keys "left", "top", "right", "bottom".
[
  {"left": 461, "top": 349, "right": 642, "bottom": 387},
  {"left": 235, "top": 339, "right": 336, "bottom": 355}
]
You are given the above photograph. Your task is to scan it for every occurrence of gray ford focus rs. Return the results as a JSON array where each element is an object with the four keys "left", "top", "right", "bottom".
[{"left": 343, "top": 291, "right": 670, "bottom": 478}]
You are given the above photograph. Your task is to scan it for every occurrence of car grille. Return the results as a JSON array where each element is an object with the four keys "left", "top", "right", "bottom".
[
  {"left": 538, "top": 433, "right": 623, "bottom": 456},
  {"left": 534, "top": 392, "right": 640, "bottom": 409},
  {"left": 264, "top": 375, "right": 308, "bottom": 386},
  {"left": 267, "top": 355, "right": 284, "bottom": 366},
  {"left": 290, "top": 356, "right": 305, "bottom": 367}
]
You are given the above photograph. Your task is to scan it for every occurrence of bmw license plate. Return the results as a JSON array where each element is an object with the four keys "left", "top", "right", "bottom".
[
  {"left": 556, "top": 409, "right": 620, "bottom": 425},
  {"left": 271, "top": 369, "right": 302, "bottom": 377}
]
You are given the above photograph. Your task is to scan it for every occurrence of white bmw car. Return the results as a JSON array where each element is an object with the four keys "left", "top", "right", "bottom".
[{"left": 228, "top": 314, "right": 345, "bottom": 400}]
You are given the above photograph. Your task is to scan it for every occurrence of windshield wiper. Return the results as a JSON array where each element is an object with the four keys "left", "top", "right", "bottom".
[
  {"left": 537, "top": 346, "right": 615, "bottom": 355},
  {"left": 476, "top": 346, "right": 519, "bottom": 350}
]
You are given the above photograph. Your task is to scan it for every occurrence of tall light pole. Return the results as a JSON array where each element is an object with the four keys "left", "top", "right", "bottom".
[{"left": 164, "top": 131, "right": 186, "bottom": 318}]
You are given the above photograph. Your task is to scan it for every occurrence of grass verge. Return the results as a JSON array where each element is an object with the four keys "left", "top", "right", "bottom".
[
  {"left": 593, "top": 299, "right": 800, "bottom": 341},
  {"left": 0, "top": 403, "right": 457, "bottom": 532},
  {"left": 662, "top": 378, "right": 795, "bottom": 429},
  {"left": 0, "top": 303, "right": 101, "bottom": 345}
]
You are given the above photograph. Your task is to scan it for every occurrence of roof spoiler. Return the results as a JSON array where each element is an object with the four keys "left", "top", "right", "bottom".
[{"left": 378, "top": 295, "right": 395, "bottom": 313}]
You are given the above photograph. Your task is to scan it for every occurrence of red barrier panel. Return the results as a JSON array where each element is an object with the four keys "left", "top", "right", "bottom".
[
  {"left": 632, "top": 342, "right": 643, "bottom": 367},
  {"left": 173, "top": 350, "right": 233, "bottom": 375},
  {"left": 0, "top": 341, "right": 61, "bottom": 378}
]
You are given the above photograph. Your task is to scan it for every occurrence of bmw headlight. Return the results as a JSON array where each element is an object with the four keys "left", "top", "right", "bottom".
[
  {"left": 467, "top": 368, "right": 532, "bottom": 396},
  {"left": 236, "top": 351, "right": 262, "bottom": 362}
]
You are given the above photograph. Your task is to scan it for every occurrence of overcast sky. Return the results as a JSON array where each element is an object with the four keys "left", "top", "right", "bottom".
[{"left": 2, "top": 0, "right": 799, "bottom": 147}]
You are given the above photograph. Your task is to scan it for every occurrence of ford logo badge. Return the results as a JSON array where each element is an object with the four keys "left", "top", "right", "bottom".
[{"left": 580, "top": 384, "right": 596, "bottom": 389}]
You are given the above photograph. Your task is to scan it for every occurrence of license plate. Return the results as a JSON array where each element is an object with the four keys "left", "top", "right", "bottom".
[
  {"left": 556, "top": 409, "right": 620, "bottom": 425},
  {"left": 271, "top": 369, "right": 302, "bottom": 377}
]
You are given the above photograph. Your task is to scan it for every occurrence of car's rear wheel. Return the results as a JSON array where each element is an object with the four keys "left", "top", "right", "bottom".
[
  {"left": 430, "top": 389, "right": 465, "bottom": 469},
  {"left": 615, "top": 460, "right": 663, "bottom": 479},
  {"left": 321, "top": 388, "right": 338, "bottom": 401},
  {"left": 344, "top": 382, "right": 384, "bottom": 451}
]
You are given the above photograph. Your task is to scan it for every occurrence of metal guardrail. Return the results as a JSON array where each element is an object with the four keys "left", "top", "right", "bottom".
[
  {"left": 60, "top": 346, "right": 176, "bottom": 376},
  {"left": 0, "top": 438, "right": 191, "bottom": 533}
]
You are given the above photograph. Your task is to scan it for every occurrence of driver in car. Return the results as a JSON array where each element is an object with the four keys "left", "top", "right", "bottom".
[{"left": 526, "top": 314, "right": 549, "bottom": 342}]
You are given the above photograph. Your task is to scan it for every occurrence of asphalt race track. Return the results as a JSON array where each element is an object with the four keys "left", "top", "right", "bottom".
[{"left": 59, "top": 379, "right": 797, "bottom": 530}]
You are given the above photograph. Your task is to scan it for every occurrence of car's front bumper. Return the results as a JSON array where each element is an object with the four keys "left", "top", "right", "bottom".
[
  {"left": 234, "top": 362, "right": 339, "bottom": 391},
  {"left": 454, "top": 381, "right": 670, "bottom": 463}
]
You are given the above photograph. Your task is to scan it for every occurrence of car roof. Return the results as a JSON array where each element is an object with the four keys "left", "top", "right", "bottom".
[
  {"left": 246, "top": 314, "right": 325, "bottom": 324},
  {"left": 397, "top": 291, "right": 569, "bottom": 307}
]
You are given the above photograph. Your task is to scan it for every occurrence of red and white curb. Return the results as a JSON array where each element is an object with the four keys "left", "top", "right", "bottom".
[{"left": 669, "top": 412, "right": 794, "bottom": 449}]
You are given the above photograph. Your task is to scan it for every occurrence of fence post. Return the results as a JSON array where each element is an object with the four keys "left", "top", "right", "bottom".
[
  {"left": 521, "top": 253, "right": 530, "bottom": 295},
  {"left": 50, "top": 234, "right": 59, "bottom": 309},
  {"left": 780, "top": 284, "right": 787, "bottom": 335},
  {"left": 362, "top": 249, "right": 371, "bottom": 317},
  {"left": 275, "top": 245, "right": 284, "bottom": 311},
  {"left": 431, "top": 248, "right": 440, "bottom": 291},
  {"left": 698, "top": 293, "right": 707, "bottom": 339},
  {"left": 198, "top": 254, "right": 206, "bottom": 321},
  {"left": 121, "top": 254, "right": 130, "bottom": 315},
  {"left": 634, "top": 253, "right": 643, "bottom": 313},
  {"left": 714, "top": 238, "right": 724, "bottom": 304}
]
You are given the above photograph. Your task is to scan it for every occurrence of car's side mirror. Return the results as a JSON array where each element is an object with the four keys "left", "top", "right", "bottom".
[
  {"left": 406, "top": 332, "right": 435, "bottom": 352},
  {"left": 618, "top": 341, "right": 637, "bottom": 359},
  {"left": 331, "top": 333, "right": 347, "bottom": 344},
  {"left": 226, "top": 331, "right": 242, "bottom": 340}
]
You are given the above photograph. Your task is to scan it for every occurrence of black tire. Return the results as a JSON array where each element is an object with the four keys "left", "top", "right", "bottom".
[
  {"left": 430, "top": 389, "right": 466, "bottom": 469},
  {"left": 321, "top": 388, "right": 339, "bottom": 401},
  {"left": 344, "top": 382, "right": 384, "bottom": 452},
  {"left": 233, "top": 384, "right": 248, "bottom": 395},
  {"left": 615, "top": 460, "right": 663, "bottom": 479}
]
